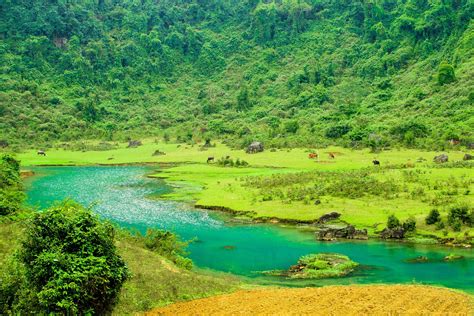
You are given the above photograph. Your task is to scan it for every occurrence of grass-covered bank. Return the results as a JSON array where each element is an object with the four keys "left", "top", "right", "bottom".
[{"left": 10, "top": 139, "right": 474, "bottom": 243}]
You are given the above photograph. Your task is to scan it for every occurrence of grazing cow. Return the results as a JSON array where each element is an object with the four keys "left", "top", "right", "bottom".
[
  {"left": 308, "top": 153, "right": 318, "bottom": 159},
  {"left": 329, "top": 152, "right": 335, "bottom": 159},
  {"left": 207, "top": 156, "right": 214, "bottom": 163},
  {"left": 37, "top": 150, "right": 46, "bottom": 156},
  {"left": 372, "top": 159, "right": 380, "bottom": 166}
]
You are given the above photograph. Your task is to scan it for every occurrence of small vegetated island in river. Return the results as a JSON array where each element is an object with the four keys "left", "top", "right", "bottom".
[{"left": 262, "top": 253, "right": 359, "bottom": 279}]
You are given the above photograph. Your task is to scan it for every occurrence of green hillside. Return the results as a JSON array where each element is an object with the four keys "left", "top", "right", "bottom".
[{"left": 1, "top": 0, "right": 473, "bottom": 149}]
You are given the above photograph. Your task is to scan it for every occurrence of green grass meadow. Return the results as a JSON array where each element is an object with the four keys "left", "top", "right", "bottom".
[{"left": 13, "top": 140, "right": 474, "bottom": 239}]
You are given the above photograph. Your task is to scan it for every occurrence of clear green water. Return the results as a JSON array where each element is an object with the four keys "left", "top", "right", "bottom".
[{"left": 26, "top": 166, "right": 474, "bottom": 291}]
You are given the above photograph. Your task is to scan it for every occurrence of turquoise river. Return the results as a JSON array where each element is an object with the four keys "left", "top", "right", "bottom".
[{"left": 25, "top": 166, "right": 474, "bottom": 291}]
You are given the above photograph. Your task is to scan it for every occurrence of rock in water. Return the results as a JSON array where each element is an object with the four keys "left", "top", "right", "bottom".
[
  {"left": 405, "top": 256, "right": 429, "bottom": 263},
  {"left": 317, "top": 224, "right": 368, "bottom": 241},
  {"left": 444, "top": 254, "right": 464, "bottom": 261}
]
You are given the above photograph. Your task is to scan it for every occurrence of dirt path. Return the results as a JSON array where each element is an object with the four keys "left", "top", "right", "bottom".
[{"left": 146, "top": 285, "right": 473, "bottom": 315}]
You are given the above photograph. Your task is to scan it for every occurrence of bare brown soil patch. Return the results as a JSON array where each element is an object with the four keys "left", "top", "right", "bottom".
[{"left": 146, "top": 285, "right": 473, "bottom": 316}]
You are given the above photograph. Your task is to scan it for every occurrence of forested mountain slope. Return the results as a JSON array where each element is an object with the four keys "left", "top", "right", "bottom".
[{"left": 0, "top": 0, "right": 473, "bottom": 149}]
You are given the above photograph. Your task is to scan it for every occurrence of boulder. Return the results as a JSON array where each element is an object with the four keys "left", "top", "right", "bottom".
[
  {"left": 380, "top": 227, "right": 405, "bottom": 239},
  {"left": 246, "top": 141, "right": 264, "bottom": 154},
  {"left": 433, "top": 154, "right": 448, "bottom": 163},
  {"left": 443, "top": 254, "right": 464, "bottom": 261},
  {"left": 317, "top": 211, "right": 341, "bottom": 223},
  {"left": 127, "top": 140, "right": 142, "bottom": 148},
  {"left": 463, "top": 153, "right": 473, "bottom": 161},
  {"left": 317, "top": 224, "right": 368, "bottom": 241},
  {"left": 152, "top": 149, "right": 166, "bottom": 156},
  {"left": 405, "top": 256, "right": 429, "bottom": 263}
]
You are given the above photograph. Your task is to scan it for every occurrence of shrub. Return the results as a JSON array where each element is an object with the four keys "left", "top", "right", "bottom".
[
  {"left": 437, "top": 61, "right": 455, "bottom": 85},
  {"left": 325, "top": 124, "right": 351, "bottom": 139},
  {"left": 144, "top": 229, "right": 192, "bottom": 270},
  {"left": 217, "top": 156, "right": 249, "bottom": 167},
  {"left": 448, "top": 205, "right": 471, "bottom": 226},
  {"left": 17, "top": 201, "right": 129, "bottom": 314},
  {"left": 387, "top": 214, "right": 401, "bottom": 229},
  {"left": 425, "top": 209, "right": 441, "bottom": 225},
  {"left": 402, "top": 216, "right": 417, "bottom": 232},
  {"left": 284, "top": 120, "right": 299, "bottom": 133},
  {"left": 451, "top": 219, "right": 462, "bottom": 232},
  {"left": 0, "top": 154, "right": 25, "bottom": 215},
  {"left": 435, "top": 220, "right": 445, "bottom": 230}
]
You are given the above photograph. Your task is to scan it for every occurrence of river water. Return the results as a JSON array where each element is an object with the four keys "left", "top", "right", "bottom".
[{"left": 25, "top": 166, "right": 474, "bottom": 291}]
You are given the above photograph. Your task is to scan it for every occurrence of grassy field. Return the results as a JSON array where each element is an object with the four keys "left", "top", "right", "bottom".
[{"left": 11, "top": 139, "right": 474, "bottom": 239}]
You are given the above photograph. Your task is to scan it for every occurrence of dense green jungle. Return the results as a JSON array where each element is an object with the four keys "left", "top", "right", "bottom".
[
  {"left": 1, "top": 1, "right": 474, "bottom": 314},
  {"left": 0, "top": 0, "right": 473, "bottom": 149}
]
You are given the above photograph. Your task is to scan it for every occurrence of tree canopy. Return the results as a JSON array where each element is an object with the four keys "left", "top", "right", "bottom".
[{"left": 0, "top": 0, "right": 472, "bottom": 149}]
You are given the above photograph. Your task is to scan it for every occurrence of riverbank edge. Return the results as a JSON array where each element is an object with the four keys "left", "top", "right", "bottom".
[{"left": 21, "top": 161, "right": 472, "bottom": 248}]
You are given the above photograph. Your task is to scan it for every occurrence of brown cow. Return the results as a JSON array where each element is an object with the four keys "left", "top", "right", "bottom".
[
  {"left": 329, "top": 152, "right": 335, "bottom": 159},
  {"left": 308, "top": 153, "right": 318, "bottom": 159}
]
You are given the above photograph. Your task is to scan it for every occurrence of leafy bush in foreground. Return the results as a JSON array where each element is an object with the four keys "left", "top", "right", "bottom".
[{"left": 8, "top": 202, "right": 129, "bottom": 314}]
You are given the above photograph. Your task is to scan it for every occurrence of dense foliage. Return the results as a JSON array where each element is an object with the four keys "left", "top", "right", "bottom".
[
  {"left": 0, "top": 1, "right": 473, "bottom": 149},
  {"left": 0, "top": 154, "right": 25, "bottom": 215},
  {"left": 3, "top": 202, "right": 129, "bottom": 314},
  {"left": 143, "top": 228, "right": 193, "bottom": 270}
]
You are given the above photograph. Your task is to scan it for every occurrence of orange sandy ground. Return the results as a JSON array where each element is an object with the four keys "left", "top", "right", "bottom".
[{"left": 146, "top": 285, "right": 473, "bottom": 316}]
